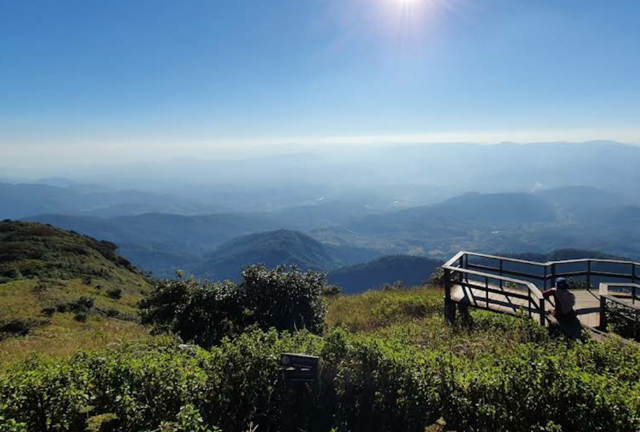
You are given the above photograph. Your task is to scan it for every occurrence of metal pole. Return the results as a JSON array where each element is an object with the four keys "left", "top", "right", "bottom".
[
  {"left": 600, "top": 297, "right": 607, "bottom": 331},
  {"left": 587, "top": 260, "right": 592, "bottom": 289},
  {"left": 485, "top": 276, "right": 489, "bottom": 307},
  {"left": 540, "top": 295, "right": 546, "bottom": 326},
  {"left": 444, "top": 268, "right": 454, "bottom": 324}
]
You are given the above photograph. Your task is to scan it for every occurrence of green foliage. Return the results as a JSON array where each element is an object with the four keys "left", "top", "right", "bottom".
[
  {"left": 2, "top": 327, "right": 639, "bottom": 432},
  {"left": 73, "top": 312, "right": 88, "bottom": 323},
  {"left": 140, "top": 276, "right": 244, "bottom": 348},
  {"left": 428, "top": 267, "right": 445, "bottom": 286},
  {"left": 241, "top": 265, "right": 326, "bottom": 334},
  {"left": 605, "top": 302, "right": 640, "bottom": 341},
  {"left": 140, "top": 265, "right": 326, "bottom": 347},
  {"left": 4, "top": 281, "right": 640, "bottom": 431},
  {"left": 106, "top": 288, "right": 123, "bottom": 300},
  {"left": 191, "top": 229, "right": 338, "bottom": 282},
  {"left": 0, "top": 318, "right": 46, "bottom": 340},
  {"left": 0, "top": 221, "right": 142, "bottom": 284},
  {"left": 321, "top": 284, "right": 342, "bottom": 297}
]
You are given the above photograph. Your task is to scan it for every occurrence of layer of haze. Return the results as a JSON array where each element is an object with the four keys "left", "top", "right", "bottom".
[{"left": 1, "top": 0, "right": 640, "bottom": 174}]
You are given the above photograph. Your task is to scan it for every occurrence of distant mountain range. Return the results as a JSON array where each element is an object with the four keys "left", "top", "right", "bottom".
[
  {"left": 18, "top": 186, "right": 640, "bottom": 279},
  {"left": 0, "top": 181, "right": 215, "bottom": 219},
  {"left": 4, "top": 142, "right": 640, "bottom": 287}
]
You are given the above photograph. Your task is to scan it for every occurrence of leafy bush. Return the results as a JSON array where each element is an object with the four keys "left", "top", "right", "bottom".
[
  {"left": 140, "top": 265, "right": 326, "bottom": 348},
  {"left": 321, "top": 284, "right": 342, "bottom": 297},
  {"left": 241, "top": 265, "right": 326, "bottom": 334},
  {"left": 106, "top": 288, "right": 123, "bottom": 300},
  {"left": 4, "top": 283, "right": 640, "bottom": 431},
  {"left": 67, "top": 296, "right": 95, "bottom": 313},
  {"left": 605, "top": 302, "right": 640, "bottom": 341},
  {"left": 40, "top": 307, "right": 56, "bottom": 317},
  {"left": 0, "top": 319, "right": 43, "bottom": 339},
  {"left": 105, "top": 308, "right": 120, "bottom": 318},
  {"left": 2, "top": 329, "right": 638, "bottom": 432},
  {"left": 428, "top": 267, "right": 445, "bottom": 286}
]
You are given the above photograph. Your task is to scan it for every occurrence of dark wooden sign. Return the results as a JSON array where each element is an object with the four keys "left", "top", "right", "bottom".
[{"left": 280, "top": 353, "right": 319, "bottom": 383}]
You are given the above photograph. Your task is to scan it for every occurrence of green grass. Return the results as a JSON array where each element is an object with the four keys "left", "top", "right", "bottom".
[{"left": 0, "top": 221, "right": 152, "bottom": 364}]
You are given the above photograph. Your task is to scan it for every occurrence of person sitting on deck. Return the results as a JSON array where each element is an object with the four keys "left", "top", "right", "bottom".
[{"left": 542, "top": 277, "right": 577, "bottom": 323}]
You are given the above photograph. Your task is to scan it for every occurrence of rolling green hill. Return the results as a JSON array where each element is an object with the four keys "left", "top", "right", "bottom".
[
  {"left": 189, "top": 229, "right": 339, "bottom": 282},
  {"left": 0, "top": 220, "right": 152, "bottom": 363}
]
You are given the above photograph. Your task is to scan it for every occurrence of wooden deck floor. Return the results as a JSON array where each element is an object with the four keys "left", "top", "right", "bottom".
[{"left": 451, "top": 284, "right": 602, "bottom": 328}]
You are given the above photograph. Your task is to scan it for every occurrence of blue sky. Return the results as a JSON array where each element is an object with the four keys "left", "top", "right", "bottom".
[{"left": 1, "top": 0, "right": 640, "bottom": 165}]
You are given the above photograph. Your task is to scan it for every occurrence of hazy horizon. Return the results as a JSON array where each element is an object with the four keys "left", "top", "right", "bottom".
[{"left": 2, "top": 0, "right": 640, "bottom": 170}]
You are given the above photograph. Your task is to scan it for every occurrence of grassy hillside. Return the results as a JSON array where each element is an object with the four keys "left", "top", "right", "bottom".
[
  {"left": 0, "top": 221, "right": 152, "bottom": 364},
  {"left": 189, "top": 229, "right": 339, "bottom": 282}
]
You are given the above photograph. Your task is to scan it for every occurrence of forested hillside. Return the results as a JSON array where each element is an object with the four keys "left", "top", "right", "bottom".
[
  {"left": 328, "top": 255, "right": 441, "bottom": 293},
  {"left": 188, "top": 230, "right": 339, "bottom": 282}
]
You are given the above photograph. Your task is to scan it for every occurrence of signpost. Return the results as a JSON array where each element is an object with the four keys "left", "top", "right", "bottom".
[{"left": 280, "top": 353, "right": 319, "bottom": 383}]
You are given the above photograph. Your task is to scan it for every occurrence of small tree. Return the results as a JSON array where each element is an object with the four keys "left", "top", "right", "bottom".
[
  {"left": 240, "top": 265, "right": 326, "bottom": 334},
  {"left": 139, "top": 266, "right": 327, "bottom": 348}
]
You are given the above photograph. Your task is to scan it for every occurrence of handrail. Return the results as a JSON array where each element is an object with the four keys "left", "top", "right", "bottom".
[
  {"left": 442, "top": 251, "right": 640, "bottom": 328},
  {"left": 443, "top": 253, "right": 549, "bottom": 326},
  {"left": 601, "top": 294, "right": 640, "bottom": 311},
  {"left": 445, "top": 251, "right": 639, "bottom": 291},
  {"left": 451, "top": 250, "right": 640, "bottom": 269},
  {"left": 598, "top": 283, "right": 640, "bottom": 338},
  {"left": 442, "top": 265, "right": 544, "bottom": 300}
]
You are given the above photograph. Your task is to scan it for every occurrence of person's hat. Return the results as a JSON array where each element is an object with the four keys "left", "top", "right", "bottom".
[{"left": 556, "top": 277, "right": 569, "bottom": 290}]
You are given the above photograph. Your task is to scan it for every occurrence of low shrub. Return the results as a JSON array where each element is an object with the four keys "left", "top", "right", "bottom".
[
  {"left": 140, "top": 266, "right": 326, "bottom": 348},
  {"left": 40, "top": 307, "right": 56, "bottom": 317},
  {"left": 0, "top": 319, "right": 42, "bottom": 339},
  {"left": 67, "top": 296, "right": 95, "bottom": 313},
  {"left": 105, "top": 308, "right": 120, "bottom": 318},
  {"left": 2, "top": 330, "right": 638, "bottom": 432},
  {"left": 106, "top": 288, "right": 123, "bottom": 300}
]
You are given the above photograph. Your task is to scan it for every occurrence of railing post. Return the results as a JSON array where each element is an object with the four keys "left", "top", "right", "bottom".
[
  {"left": 543, "top": 265, "right": 548, "bottom": 290},
  {"left": 587, "top": 260, "right": 592, "bottom": 289},
  {"left": 528, "top": 289, "right": 532, "bottom": 318},
  {"left": 444, "top": 268, "right": 455, "bottom": 324},
  {"left": 540, "top": 295, "right": 546, "bottom": 326},
  {"left": 600, "top": 296, "right": 607, "bottom": 331},
  {"left": 485, "top": 276, "right": 489, "bottom": 307},
  {"left": 499, "top": 260, "right": 504, "bottom": 289}
]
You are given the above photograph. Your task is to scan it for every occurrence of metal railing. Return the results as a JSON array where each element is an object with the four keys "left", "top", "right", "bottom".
[
  {"left": 443, "top": 251, "right": 640, "bottom": 328},
  {"left": 599, "top": 283, "right": 640, "bottom": 338}
]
